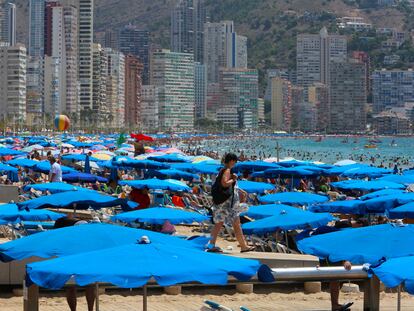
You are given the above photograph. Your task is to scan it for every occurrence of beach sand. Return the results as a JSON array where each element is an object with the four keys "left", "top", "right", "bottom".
[{"left": 1, "top": 287, "right": 414, "bottom": 310}]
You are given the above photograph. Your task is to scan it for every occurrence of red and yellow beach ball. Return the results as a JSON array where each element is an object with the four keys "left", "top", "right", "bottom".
[{"left": 54, "top": 115, "right": 70, "bottom": 131}]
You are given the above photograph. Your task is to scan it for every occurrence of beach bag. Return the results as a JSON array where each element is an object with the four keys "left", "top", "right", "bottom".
[{"left": 211, "top": 169, "right": 233, "bottom": 205}]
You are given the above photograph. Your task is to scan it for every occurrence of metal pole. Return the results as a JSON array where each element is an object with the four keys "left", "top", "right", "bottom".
[
  {"left": 95, "top": 283, "right": 100, "bottom": 311},
  {"left": 397, "top": 285, "right": 401, "bottom": 311},
  {"left": 143, "top": 285, "right": 148, "bottom": 311},
  {"left": 276, "top": 142, "right": 280, "bottom": 162}
]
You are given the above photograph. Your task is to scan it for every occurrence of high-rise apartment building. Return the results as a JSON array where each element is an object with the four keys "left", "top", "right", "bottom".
[
  {"left": 44, "top": 1, "right": 59, "bottom": 57},
  {"left": 194, "top": 62, "right": 206, "bottom": 119},
  {"left": 92, "top": 43, "right": 108, "bottom": 126},
  {"left": 0, "top": 2, "right": 15, "bottom": 46},
  {"left": 141, "top": 85, "right": 159, "bottom": 130},
  {"left": 63, "top": 4, "right": 79, "bottom": 115},
  {"left": 308, "top": 83, "right": 330, "bottom": 133},
  {"left": 291, "top": 85, "right": 305, "bottom": 131},
  {"left": 270, "top": 77, "right": 292, "bottom": 131},
  {"left": 204, "top": 21, "right": 248, "bottom": 83},
  {"left": 78, "top": 0, "right": 94, "bottom": 111},
  {"left": 219, "top": 68, "right": 258, "bottom": 129},
  {"left": 297, "top": 27, "right": 347, "bottom": 87},
  {"left": 124, "top": 55, "right": 143, "bottom": 128},
  {"left": 329, "top": 60, "right": 366, "bottom": 133},
  {"left": 171, "top": 0, "right": 206, "bottom": 63},
  {"left": 150, "top": 49, "right": 195, "bottom": 130},
  {"left": 119, "top": 26, "right": 150, "bottom": 84},
  {"left": 372, "top": 69, "right": 414, "bottom": 114},
  {"left": 105, "top": 48, "right": 125, "bottom": 128},
  {"left": 0, "top": 44, "right": 27, "bottom": 123},
  {"left": 352, "top": 51, "right": 371, "bottom": 97}
]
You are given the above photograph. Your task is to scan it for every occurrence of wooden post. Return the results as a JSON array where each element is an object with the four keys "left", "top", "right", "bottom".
[
  {"left": 23, "top": 279, "right": 39, "bottom": 311},
  {"left": 95, "top": 283, "right": 100, "bottom": 311},
  {"left": 143, "top": 285, "right": 148, "bottom": 311},
  {"left": 363, "top": 276, "right": 380, "bottom": 311}
]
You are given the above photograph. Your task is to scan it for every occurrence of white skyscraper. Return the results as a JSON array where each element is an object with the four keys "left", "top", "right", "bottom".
[
  {"left": 0, "top": 44, "right": 27, "bottom": 124},
  {"left": 78, "top": 0, "right": 94, "bottom": 112},
  {"left": 150, "top": 49, "right": 195, "bottom": 130},
  {"left": 296, "top": 27, "right": 347, "bottom": 87},
  {"left": 203, "top": 21, "right": 247, "bottom": 83}
]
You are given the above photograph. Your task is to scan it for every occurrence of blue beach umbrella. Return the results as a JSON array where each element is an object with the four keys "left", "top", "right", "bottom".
[
  {"left": 325, "top": 164, "right": 364, "bottom": 176},
  {"left": 24, "top": 182, "right": 88, "bottom": 194},
  {"left": 341, "top": 166, "right": 392, "bottom": 179},
  {"left": 263, "top": 167, "right": 317, "bottom": 177},
  {"left": 61, "top": 154, "right": 99, "bottom": 162},
  {"left": 146, "top": 169, "right": 199, "bottom": 182},
  {"left": 32, "top": 161, "right": 75, "bottom": 174},
  {"left": 388, "top": 202, "right": 414, "bottom": 219},
  {"left": 242, "top": 207, "right": 334, "bottom": 235},
  {"left": 371, "top": 256, "right": 414, "bottom": 294},
  {"left": 258, "top": 192, "right": 329, "bottom": 206},
  {"left": 0, "top": 148, "right": 25, "bottom": 156},
  {"left": 119, "top": 179, "right": 190, "bottom": 192},
  {"left": 112, "top": 207, "right": 209, "bottom": 225},
  {"left": 62, "top": 172, "right": 108, "bottom": 183},
  {"left": 6, "top": 158, "right": 38, "bottom": 168},
  {"left": 237, "top": 181, "right": 275, "bottom": 194},
  {"left": 113, "top": 157, "right": 170, "bottom": 169},
  {"left": 232, "top": 161, "right": 279, "bottom": 173},
  {"left": 26, "top": 241, "right": 262, "bottom": 291},
  {"left": 0, "top": 163, "right": 18, "bottom": 182},
  {"left": 309, "top": 200, "right": 365, "bottom": 214},
  {"left": 297, "top": 224, "right": 414, "bottom": 265},
  {"left": 359, "top": 193, "right": 414, "bottom": 213},
  {"left": 276, "top": 160, "right": 309, "bottom": 167},
  {"left": 0, "top": 223, "right": 205, "bottom": 262},
  {"left": 0, "top": 203, "right": 64, "bottom": 223},
  {"left": 17, "top": 190, "right": 135, "bottom": 210},
  {"left": 170, "top": 163, "right": 222, "bottom": 175},
  {"left": 148, "top": 153, "right": 190, "bottom": 163},
  {"left": 330, "top": 180, "right": 404, "bottom": 192},
  {"left": 378, "top": 174, "right": 414, "bottom": 185},
  {"left": 243, "top": 203, "right": 305, "bottom": 219},
  {"left": 359, "top": 189, "right": 406, "bottom": 201}
]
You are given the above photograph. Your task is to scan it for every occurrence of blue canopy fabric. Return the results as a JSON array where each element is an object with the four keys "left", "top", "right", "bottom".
[
  {"left": 146, "top": 169, "right": 199, "bottom": 182},
  {"left": 0, "top": 148, "right": 25, "bottom": 156},
  {"left": 341, "top": 166, "right": 392, "bottom": 179},
  {"left": 297, "top": 224, "right": 414, "bottom": 265},
  {"left": 61, "top": 154, "right": 99, "bottom": 162},
  {"left": 24, "top": 182, "right": 88, "bottom": 194},
  {"left": 276, "top": 160, "right": 310, "bottom": 167},
  {"left": 170, "top": 163, "right": 221, "bottom": 175},
  {"left": 258, "top": 192, "right": 328, "bottom": 206},
  {"left": 0, "top": 223, "right": 204, "bottom": 262},
  {"left": 330, "top": 180, "right": 405, "bottom": 192},
  {"left": 378, "top": 174, "right": 414, "bottom": 185},
  {"left": 358, "top": 193, "right": 414, "bottom": 213},
  {"left": 62, "top": 172, "right": 108, "bottom": 183},
  {"left": 371, "top": 256, "right": 414, "bottom": 294},
  {"left": 359, "top": 189, "right": 406, "bottom": 201},
  {"left": 119, "top": 179, "right": 190, "bottom": 192},
  {"left": 26, "top": 241, "right": 261, "bottom": 290},
  {"left": 6, "top": 158, "right": 38, "bottom": 168},
  {"left": 309, "top": 200, "right": 364, "bottom": 214},
  {"left": 242, "top": 207, "right": 334, "bottom": 235},
  {"left": 17, "top": 190, "right": 135, "bottom": 210},
  {"left": 112, "top": 158, "right": 170, "bottom": 169},
  {"left": 232, "top": 161, "right": 279, "bottom": 173},
  {"left": 243, "top": 203, "right": 304, "bottom": 219},
  {"left": 0, "top": 163, "right": 19, "bottom": 182},
  {"left": 148, "top": 154, "right": 190, "bottom": 163},
  {"left": 388, "top": 202, "right": 414, "bottom": 219},
  {"left": 0, "top": 203, "right": 64, "bottom": 223},
  {"left": 32, "top": 161, "right": 75, "bottom": 174},
  {"left": 325, "top": 164, "right": 364, "bottom": 176},
  {"left": 112, "top": 207, "right": 209, "bottom": 225},
  {"left": 262, "top": 167, "right": 317, "bottom": 177},
  {"left": 237, "top": 181, "right": 275, "bottom": 194}
]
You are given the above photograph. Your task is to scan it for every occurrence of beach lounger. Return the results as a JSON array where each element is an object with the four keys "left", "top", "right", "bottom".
[{"left": 203, "top": 300, "right": 233, "bottom": 311}]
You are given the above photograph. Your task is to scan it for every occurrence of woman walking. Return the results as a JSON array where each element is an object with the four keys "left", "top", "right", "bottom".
[{"left": 207, "top": 153, "right": 254, "bottom": 253}]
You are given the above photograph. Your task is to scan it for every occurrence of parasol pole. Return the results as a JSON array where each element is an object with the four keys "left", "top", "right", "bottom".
[{"left": 142, "top": 285, "right": 148, "bottom": 311}]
